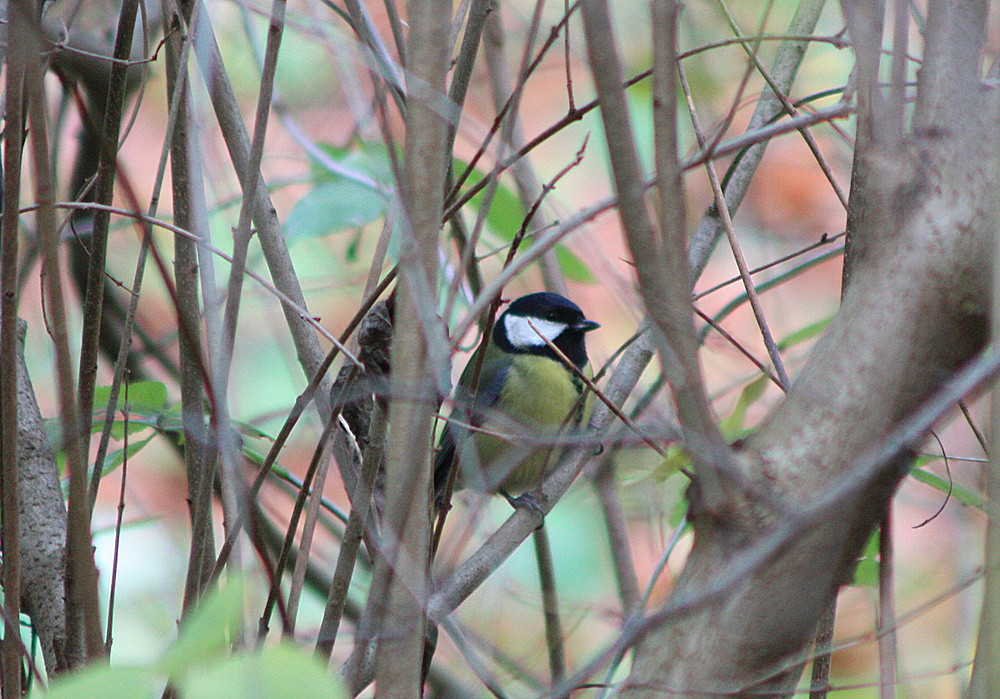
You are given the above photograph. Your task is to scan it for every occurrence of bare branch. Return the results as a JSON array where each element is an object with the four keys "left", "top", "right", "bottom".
[
  {"left": 371, "top": 0, "right": 452, "bottom": 691},
  {"left": 687, "top": 0, "right": 829, "bottom": 279},
  {"left": 582, "top": 0, "right": 733, "bottom": 511}
]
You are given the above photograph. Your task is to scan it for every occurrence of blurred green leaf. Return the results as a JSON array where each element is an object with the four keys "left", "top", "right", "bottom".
[
  {"left": 777, "top": 316, "right": 833, "bottom": 352},
  {"left": 86, "top": 381, "right": 169, "bottom": 440},
  {"left": 235, "top": 421, "right": 274, "bottom": 442},
  {"left": 94, "top": 381, "right": 167, "bottom": 414},
  {"left": 452, "top": 158, "right": 596, "bottom": 282},
  {"left": 653, "top": 444, "right": 692, "bottom": 482},
  {"left": 160, "top": 577, "right": 244, "bottom": 677},
  {"left": 346, "top": 228, "right": 363, "bottom": 261},
  {"left": 719, "top": 374, "right": 769, "bottom": 440},
  {"left": 555, "top": 245, "right": 595, "bottom": 283},
  {"left": 108, "top": 419, "right": 152, "bottom": 440},
  {"left": 177, "top": 643, "right": 346, "bottom": 699},
  {"left": 285, "top": 180, "right": 386, "bottom": 240},
  {"left": 102, "top": 433, "right": 156, "bottom": 476},
  {"left": 310, "top": 142, "right": 393, "bottom": 185},
  {"left": 849, "top": 530, "right": 880, "bottom": 587},
  {"left": 453, "top": 158, "right": 523, "bottom": 240},
  {"left": 851, "top": 557, "right": 879, "bottom": 588},
  {"left": 37, "top": 665, "right": 158, "bottom": 699},
  {"left": 287, "top": 142, "right": 392, "bottom": 241},
  {"left": 910, "top": 464, "right": 982, "bottom": 509},
  {"left": 670, "top": 496, "right": 689, "bottom": 528}
]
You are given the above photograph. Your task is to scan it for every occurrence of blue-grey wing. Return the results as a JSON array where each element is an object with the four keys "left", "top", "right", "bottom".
[{"left": 433, "top": 361, "right": 509, "bottom": 503}]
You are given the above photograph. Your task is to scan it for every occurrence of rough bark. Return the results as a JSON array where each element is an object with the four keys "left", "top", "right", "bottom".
[
  {"left": 370, "top": 0, "right": 451, "bottom": 694},
  {"left": 14, "top": 322, "right": 70, "bottom": 673},
  {"left": 623, "top": 0, "right": 999, "bottom": 695}
]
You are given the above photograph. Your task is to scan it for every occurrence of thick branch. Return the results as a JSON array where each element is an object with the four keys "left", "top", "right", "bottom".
[
  {"left": 581, "top": 0, "right": 731, "bottom": 509},
  {"left": 371, "top": 0, "right": 451, "bottom": 693},
  {"left": 624, "top": 2, "right": 998, "bottom": 690},
  {"left": 13, "top": 322, "right": 69, "bottom": 675}
]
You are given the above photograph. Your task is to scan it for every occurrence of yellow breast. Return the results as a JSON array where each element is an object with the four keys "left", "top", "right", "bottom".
[{"left": 458, "top": 355, "right": 591, "bottom": 495}]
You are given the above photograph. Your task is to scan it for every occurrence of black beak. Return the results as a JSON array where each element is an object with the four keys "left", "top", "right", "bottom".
[{"left": 574, "top": 319, "right": 600, "bottom": 333}]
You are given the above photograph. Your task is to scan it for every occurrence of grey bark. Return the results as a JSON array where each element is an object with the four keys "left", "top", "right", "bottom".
[
  {"left": 623, "top": 0, "right": 998, "bottom": 695},
  {"left": 14, "top": 320, "right": 69, "bottom": 674}
]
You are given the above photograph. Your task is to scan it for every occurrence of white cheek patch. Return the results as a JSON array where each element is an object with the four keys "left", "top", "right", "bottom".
[{"left": 504, "top": 315, "right": 566, "bottom": 348}]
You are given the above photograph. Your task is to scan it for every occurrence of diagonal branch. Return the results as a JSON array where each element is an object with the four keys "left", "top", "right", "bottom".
[{"left": 581, "top": 0, "right": 733, "bottom": 511}]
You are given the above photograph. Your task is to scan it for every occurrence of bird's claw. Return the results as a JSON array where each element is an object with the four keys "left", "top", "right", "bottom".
[{"left": 502, "top": 490, "right": 546, "bottom": 526}]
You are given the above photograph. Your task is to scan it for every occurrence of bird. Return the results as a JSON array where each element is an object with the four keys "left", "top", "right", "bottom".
[{"left": 433, "top": 292, "right": 600, "bottom": 508}]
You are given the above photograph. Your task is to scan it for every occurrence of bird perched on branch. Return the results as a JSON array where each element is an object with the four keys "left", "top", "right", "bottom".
[{"left": 434, "top": 292, "right": 600, "bottom": 509}]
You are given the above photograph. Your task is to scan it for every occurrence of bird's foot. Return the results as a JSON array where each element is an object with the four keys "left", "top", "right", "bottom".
[{"left": 501, "top": 490, "right": 546, "bottom": 526}]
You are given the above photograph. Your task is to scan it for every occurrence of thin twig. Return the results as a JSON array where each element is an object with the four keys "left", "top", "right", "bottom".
[
  {"left": 715, "top": 0, "right": 849, "bottom": 209},
  {"left": 259, "top": 401, "right": 342, "bottom": 637},
  {"left": 679, "top": 62, "right": 791, "bottom": 389},
  {"left": 444, "top": 2, "right": 580, "bottom": 213},
  {"left": 220, "top": 0, "right": 287, "bottom": 383},
  {"left": 695, "top": 231, "right": 844, "bottom": 299},
  {"left": 877, "top": 507, "right": 898, "bottom": 697},
  {"left": 210, "top": 269, "right": 396, "bottom": 578},
  {"left": 32, "top": 201, "right": 362, "bottom": 364},
  {"left": 533, "top": 525, "right": 566, "bottom": 685},
  {"left": 89, "top": 0, "right": 197, "bottom": 516},
  {"left": 809, "top": 599, "right": 836, "bottom": 699},
  {"left": 595, "top": 514, "right": 689, "bottom": 698},
  {"left": 442, "top": 0, "right": 548, "bottom": 322},
  {"left": 28, "top": 50, "right": 105, "bottom": 662},
  {"left": 480, "top": 5, "right": 569, "bottom": 295},
  {"left": 698, "top": 245, "right": 844, "bottom": 344},
  {"left": 104, "top": 378, "right": 131, "bottom": 653},
  {"left": 76, "top": 0, "right": 141, "bottom": 480},
  {"left": 316, "top": 402, "right": 387, "bottom": 661},
  {"left": 686, "top": 0, "right": 830, "bottom": 279},
  {"left": 693, "top": 307, "right": 782, "bottom": 388},
  {"left": 591, "top": 462, "right": 641, "bottom": 616},
  {"left": 959, "top": 401, "right": 989, "bottom": 455},
  {"left": 191, "top": 0, "right": 339, "bottom": 431}
]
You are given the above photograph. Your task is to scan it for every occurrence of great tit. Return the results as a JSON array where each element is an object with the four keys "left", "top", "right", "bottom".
[{"left": 434, "top": 292, "right": 600, "bottom": 505}]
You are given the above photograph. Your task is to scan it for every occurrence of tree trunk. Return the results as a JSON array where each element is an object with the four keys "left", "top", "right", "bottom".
[{"left": 624, "top": 0, "right": 999, "bottom": 694}]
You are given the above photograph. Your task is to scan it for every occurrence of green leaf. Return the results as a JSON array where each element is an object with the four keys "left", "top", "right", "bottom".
[
  {"left": 310, "top": 142, "right": 394, "bottom": 185},
  {"left": 108, "top": 419, "right": 152, "bottom": 440},
  {"left": 777, "top": 316, "right": 833, "bottom": 352},
  {"left": 719, "top": 374, "right": 769, "bottom": 440},
  {"left": 555, "top": 245, "right": 595, "bottom": 283},
  {"left": 346, "top": 228, "right": 363, "bottom": 261},
  {"left": 102, "top": 433, "right": 157, "bottom": 476},
  {"left": 159, "top": 577, "right": 244, "bottom": 677},
  {"left": 286, "top": 141, "right": 393, "bottom": 241},
  {"left": 88, "top": 381, "right": 167, "bottom": 438},
  {"left": 861, "top": 528, "right": 880, "bottom": 558},
  {"left": 849, "top": 530, "right": 880, "bottom": 587},
  {"left": 177, "top": 643, "right": 347, "bottom": 699},
  {"left": 851, "top": 557, "right": 879, "bottom": 588},
  {"left": 910, "top": 466, "right": 983, "bottom": 509},
  {"left": 235, "top": 422, "right": 275, "bottom": 442},
  {"left": 652, "top": 444, "right": 692, "bottom": 482},
  {"left": 242, "top": 444, "right": 266, "bottom": 468},
  {"left": 37, "top": 665, "right": 158, "bottom": 699},
  {"left": 453, "top": 158, "right": 598, "bottom": 283},
  {"left": 283, "top": 141, "right": 396, "bottom": 243},
  {"left": 94, "top": 381, "right": 167, "bottom": 414},
  {"left": 452, "top": 158, "right": 523, "bottom": 240},
  {"left": 285, "top": 179, "right": 387, "bottom": 240}
]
